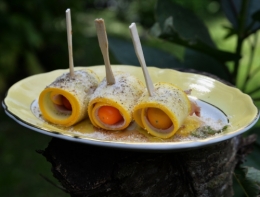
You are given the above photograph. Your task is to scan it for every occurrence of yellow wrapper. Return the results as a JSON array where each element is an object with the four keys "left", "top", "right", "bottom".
[
  {"left": 88, "top": 71, "right": 144, "bottom": 130},
  {"left": 133, "top": 82, "right": 191, "bottom": 138},
  {"left": 39, "top": 69, "right": 99, "bottom": 127}
]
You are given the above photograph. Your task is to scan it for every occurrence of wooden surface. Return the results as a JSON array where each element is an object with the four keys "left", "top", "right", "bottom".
[{"left": 41, "top": 134, "right": 256, "bottom": 197}]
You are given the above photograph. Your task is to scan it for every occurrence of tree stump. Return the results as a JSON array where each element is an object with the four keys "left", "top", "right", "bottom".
[{"left": 40, "top": 134, "right": 256, "bottom": 197}]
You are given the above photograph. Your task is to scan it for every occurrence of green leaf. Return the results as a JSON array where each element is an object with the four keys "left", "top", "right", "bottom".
[
  {"left": 108, "top": 36, "right": 183, "bottom": 69},
  {"left": 222, "top": 25, "right": 237, "bottom": 39},
  {"left": 155, "top": 0, "right": 214, "bottom": 46},
  {"left": 152, "top": 0, "right": 239, "bottom": 63},
  {"left": 252, "top": 10, "right": 260, "bottom": 22},
  {"left": 243, "top": 127, "right": 260, "bottom": 169},
  {"left": 183, "top": 49, "right": 232, "bottom": 82},
  {"left": 220, "top": 0, "right": 260, "bottom": 35},
  {"left": 234, "top": 166, "right": 260, "bottom": 197},
  {"left": 191, "top": 125, "right": 228, "bottom": 138}
]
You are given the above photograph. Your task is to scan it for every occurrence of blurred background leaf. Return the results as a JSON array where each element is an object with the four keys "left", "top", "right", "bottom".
[
  {"left": 220, "top": 0, "right": 260, "bottom": 36},
  {"left": 183, "top": 49, "right": 231, "bottom": 81},
  {"left": 233, "top": 166, "right": 260, "bottom": 197},
  {"left": 150, "top": 0, "right": 239, "bottom": 67},
  {"left": 109, "top": 36, "right": 183, "bottom": 68}
]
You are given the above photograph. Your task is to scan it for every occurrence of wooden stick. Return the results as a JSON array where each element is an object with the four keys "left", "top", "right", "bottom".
[
  {"left": 95, "top": 18, "right": 115, "bottom": 85},
  {"left": 129, "top": 23, "right": 154, "bottom": 96},
  {"left": 66, "top": 9, "right": 74, "bottom": 77}
]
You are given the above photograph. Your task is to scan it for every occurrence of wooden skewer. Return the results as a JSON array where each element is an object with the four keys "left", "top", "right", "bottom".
[
  {"left": 129, "top": 23, "right": 154, "bottom": 97},
  {"left": 95, "top": 18, "right": 115, "bottom": 85},
  {"left": 66, "top": 9, "right": 74, "bottom": 77}
]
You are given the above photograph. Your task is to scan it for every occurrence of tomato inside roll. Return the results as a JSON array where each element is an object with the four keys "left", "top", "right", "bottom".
[
  {"left": 39, "top": 69, "right": 99, "bottom": 127},
  {"left": 133, "top": 82, "right": 191, "bottom": 138},
  {"left": 98, "top": 106, "right": 123, "bottom": 125},
  {"left": 88, "top": 71, "right": 144, "bottom": 130}
]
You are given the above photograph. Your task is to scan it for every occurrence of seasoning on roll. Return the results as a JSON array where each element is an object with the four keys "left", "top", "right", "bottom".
[
  {"left": 38, "top": 9, "right": 100, "bottom": 127},
  {"left": 133, "top": 82, "right": 192, "bottom": 138},
  {"left": 88, "top": 71, "right": 144, "bottom": 130},
  {"left": 38, "top": 69, "right": 99, "bottom": 127},
  {"left": 129, "top": 22, "right": 200, "bottom": 139},
  {"left": 89, "top": 19, "right": 144, "bottom": 130}
]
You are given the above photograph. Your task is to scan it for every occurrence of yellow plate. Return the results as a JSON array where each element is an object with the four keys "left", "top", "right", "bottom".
[{"left": 2, "top": 65, "right": 259, "bottom": 151}]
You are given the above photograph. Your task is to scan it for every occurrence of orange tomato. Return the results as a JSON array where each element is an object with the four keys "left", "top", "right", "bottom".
[
  {"left": 147, "top": 108, "right": 172, "bottom": 129},
  {"left": 51, "top": 94, "right": 63, "bottom": 105},
  {"left": 62, "top": 96, "right": 72, "bottom": 110},
  {"left": 98, "top": 106, "right": 123, "bottom": 125}
]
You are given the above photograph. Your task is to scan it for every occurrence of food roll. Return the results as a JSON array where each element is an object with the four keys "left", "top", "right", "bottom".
[
  {"left": 88, "top": 71, "right": 144, "bottom": 130},
  {"left": 39, "top": 69, "right": 99, "bottom": 127},
  {"left": 133, "top": 82, "right": 192, "bottom": 138}
]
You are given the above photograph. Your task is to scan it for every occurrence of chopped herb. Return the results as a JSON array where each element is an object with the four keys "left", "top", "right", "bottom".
[{"left": 191, "top": 125, "right": 228, "bottom": 138}]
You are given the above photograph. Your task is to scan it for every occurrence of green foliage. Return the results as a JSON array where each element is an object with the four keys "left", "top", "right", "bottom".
[
  {"left": 0, "top": 111, "right": 68, "bottom": 197},
  {"left": 234, "top": 166, "right": 260, "bottom": 197},
  {"left": 109, "top": 36, "right": 182, "bottom": 68},
  {"left": 0, "top": 0, "right": 90, "bottom": 98},
  {"left": 152, "top": 1, "right": 231, "bottom": 57},
  {"left": 191, "top": 125, "right": 228, "bottom": 138},
  {"left": 221, "top": 0, "right": 260, "bottom": 36},
  {"left": 253, "top": 10, "right": 260, "bottom": 22}
]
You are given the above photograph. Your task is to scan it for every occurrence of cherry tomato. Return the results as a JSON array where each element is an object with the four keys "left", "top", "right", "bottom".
[
  {"left": 98, "top": 106, "right": 123, "bottom": 125},
  {"left": 62, "top": 96, "right": 72, "bottom": 110},
  {"left": 147, "top": 108, "right": 172, "bottom": 129},
  {"left": 51, "top": 94, "right": 63, "bottom": 105}
]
